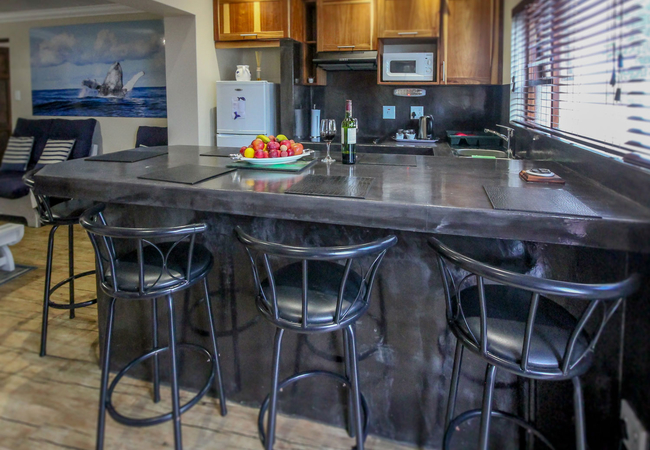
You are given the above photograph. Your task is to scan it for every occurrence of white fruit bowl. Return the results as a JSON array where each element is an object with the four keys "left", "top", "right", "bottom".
[{"left": 230, "top": 150, "right": 313, "bottom": 165}]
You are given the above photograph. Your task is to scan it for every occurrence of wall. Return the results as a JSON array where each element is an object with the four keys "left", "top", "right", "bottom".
[
  {"left": 0, "top": 13, "right": 167, "bottom": 154},
  {"left": 308, "top": 71, "right": 509, "bottom": 140}
]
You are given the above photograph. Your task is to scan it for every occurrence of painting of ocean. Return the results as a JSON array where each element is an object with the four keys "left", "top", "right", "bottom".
[
  {"left": 32, "top": 87, "right": 167, "bottom": 118},
  {"left": 30, "top": 20, "right": 167, "bottom": 118}
]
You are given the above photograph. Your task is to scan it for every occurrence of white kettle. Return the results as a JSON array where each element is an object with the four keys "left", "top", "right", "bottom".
[{"left": 235, "top": 65, "right": 252, "bottom": 82}]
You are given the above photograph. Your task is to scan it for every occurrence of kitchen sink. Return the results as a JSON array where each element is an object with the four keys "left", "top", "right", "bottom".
[{"left": 453, "top": 148, "right": 508, "bottom": 158}]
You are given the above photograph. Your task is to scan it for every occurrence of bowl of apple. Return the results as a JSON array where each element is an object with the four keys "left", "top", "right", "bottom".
[{"left": 231, "top": 134, "right": 312, "bottom": 165}]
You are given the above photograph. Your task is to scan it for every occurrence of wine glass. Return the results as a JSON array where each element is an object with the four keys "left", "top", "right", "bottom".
[{"left": 320, "top": 119, "right": 337, "bottom": 163}]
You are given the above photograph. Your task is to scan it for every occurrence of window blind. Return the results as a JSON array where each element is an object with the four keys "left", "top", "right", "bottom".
[{"left": 510, "top": 0, "right": 650, "bottom": 165}]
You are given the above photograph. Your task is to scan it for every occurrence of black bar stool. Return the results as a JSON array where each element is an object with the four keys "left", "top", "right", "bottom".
[
  {"left": 235, "top": 227, "right": 397, "bottom": 450},
  {"left": 80, "top": 204, "right": 227, "bottom": 450},
  {"left": 23, "top": 169, "right": 97, "bottom": 357},
  {"left": 429, "top": 236, "right": 641, "bottom": 450}
]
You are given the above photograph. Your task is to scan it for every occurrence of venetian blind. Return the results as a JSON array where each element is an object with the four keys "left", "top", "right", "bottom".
[{"left": 510, "top": 0, "right": 650, "bottom": 164}]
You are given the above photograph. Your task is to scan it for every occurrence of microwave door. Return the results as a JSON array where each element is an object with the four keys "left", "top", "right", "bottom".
[{"left": 384, "top": 60, "right": 425, "bottom": 81}]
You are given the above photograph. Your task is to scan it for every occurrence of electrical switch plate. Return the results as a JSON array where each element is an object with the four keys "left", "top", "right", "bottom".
[
  {"left": 383, "top": 106, "right": 395, "bottom": 120},
  {"left": 14, "top": 90, "right": 21, "bottom": 101},
  {"left": 621, "top": 400, "right": 648, "bottom": 450},
  {"left": 410, "top": 106, "right": 424, "bottom": 120}
]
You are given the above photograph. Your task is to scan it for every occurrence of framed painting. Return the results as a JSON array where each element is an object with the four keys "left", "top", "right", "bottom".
[{"left": 30, "top": 20, "right": 166, "bottom": 118}]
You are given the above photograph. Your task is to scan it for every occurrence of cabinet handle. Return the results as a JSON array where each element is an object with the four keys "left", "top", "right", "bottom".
[
  {"left": 397, "top": 32, "right": 418, "bottom": 35},
  {"left": 240, "top": 34, "right": 258, "bottom": 37},
  {"left": 442, "top": 61, "right": 447, "bottom": 83},
  {"left": 337, "top": 45, "right": 356, "bottom": 49}
]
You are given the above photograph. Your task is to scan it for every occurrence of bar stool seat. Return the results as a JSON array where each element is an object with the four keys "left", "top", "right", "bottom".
[
  {"left": 81, "top": 204, "right": 227, "bottom": 450},
  {"left": 454, "top": 285, "right": 591, "bottom": 374},
  {"left": 105, "top": 242, "right": 213, "bottom": 292},
  {"left": 260, "top": 261, "right": 366, "bottom": 324},
  {"left": 49, "top": 198, "right": 95, "bottom": 223}
]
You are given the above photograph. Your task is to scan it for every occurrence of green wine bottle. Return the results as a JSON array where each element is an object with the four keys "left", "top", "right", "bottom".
[{"left": 341, "top": 100, "right": 357, "bottom": 164}]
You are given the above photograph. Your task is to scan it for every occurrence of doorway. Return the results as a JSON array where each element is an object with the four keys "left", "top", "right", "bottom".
[{"left": 0, "top": 43, "right": 11, "bottom": 161}]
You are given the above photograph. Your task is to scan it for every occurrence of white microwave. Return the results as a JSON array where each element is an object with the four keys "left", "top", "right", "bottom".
[{"left": 383, "top": 52, "right": 435, "bottom": 82}]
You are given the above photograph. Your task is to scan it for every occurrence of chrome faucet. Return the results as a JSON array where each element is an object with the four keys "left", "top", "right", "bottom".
[{"left": 484, "top": 125, "right": 515, "bottom": 159}]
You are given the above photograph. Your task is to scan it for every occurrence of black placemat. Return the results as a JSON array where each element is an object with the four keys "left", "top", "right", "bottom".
[
  {"left": 138, "top": 165, "right": 236, "bottom": 185},
  {"left": 86, "top": 148, "right": 168, "bottom": 163},
  {"left": 358, "top": 154, "right": 417, "bottom": 167},
  {"left": 483, "top": 185, "right": 600, "bottom": 218},
  {"left": 285, "top": 175, "right": 373, "bottom": 199}
]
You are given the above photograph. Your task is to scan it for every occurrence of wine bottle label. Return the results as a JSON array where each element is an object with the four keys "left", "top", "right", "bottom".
[{"left": 344, "top": 128, "right": 357, "bottom": 145}]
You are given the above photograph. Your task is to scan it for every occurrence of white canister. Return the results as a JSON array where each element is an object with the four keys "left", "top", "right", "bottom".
[{"left": 235, "top": 65, "right": 251, "bottom": 82}]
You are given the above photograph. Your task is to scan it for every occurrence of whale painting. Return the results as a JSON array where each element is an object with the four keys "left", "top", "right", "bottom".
[
  {"left": 82, "top": 62, "right": 145, "bottom": 98},
  {"left": 30, "top": 20, "right": 166, "bottom": 118}
]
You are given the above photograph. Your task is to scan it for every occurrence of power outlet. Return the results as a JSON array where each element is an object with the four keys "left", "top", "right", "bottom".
[
  {"left": 383, "top": 106, "right": 395, "bottom": 120},
  {"left": 622, "top": 400, "right": 649, "bottom": 450},
  {"left": 410, "top": 106, "right": 424, "bottom": 120}
]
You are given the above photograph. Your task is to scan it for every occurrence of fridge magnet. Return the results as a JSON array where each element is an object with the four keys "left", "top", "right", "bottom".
[{"left": 30, "top": 20, "right": 167, "bottom": 118}]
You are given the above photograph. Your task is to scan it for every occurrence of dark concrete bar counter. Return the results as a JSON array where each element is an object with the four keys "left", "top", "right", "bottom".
[{"left": 34, "top": 146, "right": 650, "bottom": 449}]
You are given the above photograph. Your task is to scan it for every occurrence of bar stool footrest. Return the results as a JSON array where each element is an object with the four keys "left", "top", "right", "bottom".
[
  {"left": 48, "top": 269, "right": 97, "bottom": 310},
  {"left": 258, "top": 369, "right": 369, "bottom": 447},
  {"left": 105, "top": 343, "right": 215, "bottom": 427},
  {"left": 444, "top": 408, "right": 556, "bottom": 450}
]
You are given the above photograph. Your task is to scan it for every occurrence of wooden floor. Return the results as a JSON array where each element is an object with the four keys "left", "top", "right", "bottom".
[{"left": 0, "top": 222, "right": 418, "bottom": 450}]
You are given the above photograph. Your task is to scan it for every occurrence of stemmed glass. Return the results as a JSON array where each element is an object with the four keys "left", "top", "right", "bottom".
[{"left": 320, "top": 119, "right": 337, "bottom": 163}]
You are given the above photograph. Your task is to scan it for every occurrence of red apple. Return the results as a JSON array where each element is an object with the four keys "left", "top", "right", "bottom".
[
  {"left": 269, "top": 150, "right": 279, "bottom": 158},
  {"left": 240, "top": 146, "right": 247, "bottom": 156},
  {"left": 253, "top": 141, "right": 264, "bottom": 151},
  {"left": 267, "top": 141, "right": 280, "bottom": 151},
  {"left": 289, "top": 140, "right": 295, "bottom": 144},
  {"left": 268, "top": 135, "right": 276, "bottom": 142},
  {"left": 280, "top": 140, "right": 291, "bottom": 148},
  {"left": 280, "top": 150, "right": 288, "bottom": 157},
  {"left": 261, "top": 151, "right": 269, "bottom": 158},
  {"left": 287, "top": 148, "right": 295, "bottom": 156},
  {"left": 254, "top": 150, "right": 265, "bottom": 158}
]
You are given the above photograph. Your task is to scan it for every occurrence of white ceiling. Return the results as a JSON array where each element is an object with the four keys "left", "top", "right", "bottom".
[{"left": 0, "top": 0, "right": 114, "bottom": 14}]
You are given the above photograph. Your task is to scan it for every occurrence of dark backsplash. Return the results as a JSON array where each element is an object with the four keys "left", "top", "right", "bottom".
[{"left": 299, "top": 71, "right": 510, "bottom": 140}]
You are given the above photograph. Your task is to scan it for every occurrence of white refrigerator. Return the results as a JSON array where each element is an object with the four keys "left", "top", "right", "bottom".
[{"left": 216, "top": 81, "right": 278, "bottom": 148}]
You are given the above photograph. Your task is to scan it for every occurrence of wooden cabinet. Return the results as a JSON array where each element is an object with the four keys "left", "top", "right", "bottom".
[
  {"left": 377, "top": 0, "right": 439, "bottom": 38},
  {"left": 317, "top": 0, "right": 375, "bottom": 52},
  {"left": 440, "top": 0, "right": 501, "bottom": 85},
  {"left": 215, "top": 0, "right": 288, "bottom": 41}
]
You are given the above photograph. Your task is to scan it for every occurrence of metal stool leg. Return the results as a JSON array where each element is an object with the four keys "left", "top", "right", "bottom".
[
  {"left": 68, "top": 224, "right": 75, "bottom": 319},
  {"left": 166, "top": 294, "right": 183, "bottom": 450},
  {"left": 478, "top": 364, "right": 498, "bottom": 450},
  {"left": 346, "top": 324, "right": 365, "bottom": 450},
  {"left": 445, "top": 340, "right": 464, "bottom": 429},
  {"left": 265, "top": 327, "right": 285, "bottom": 450},
  {"left": 96, "top": 297, "right": 116, "bottom": 450},
  {"left": 572, "top": 377, "right": 587, "bottom": 450},
  {"left": 202, "top": 278, "right": 228, "bottom": 416},
  {"left": 152, "top": 298, "right": 160, "bottom": 403},
  {"left": 343, "top": 328, "right": 355, "bottom": 438},
  {"left": 40, "top": 225, "right": 58, "bottom": 357}
]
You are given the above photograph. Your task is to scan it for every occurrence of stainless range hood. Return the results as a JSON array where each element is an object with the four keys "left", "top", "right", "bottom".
[{"left": 313, "top": 51, "right": 377, "bottom": 71}]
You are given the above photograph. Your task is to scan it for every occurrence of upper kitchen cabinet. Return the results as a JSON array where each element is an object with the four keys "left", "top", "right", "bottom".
[
  {"left": 377, "top": 0, "right": 440, "bottom": 38},
  {"left": 441, "top": 0, "right": 501, "bottom": 84},
  {"left": 317, "top": 0, "right": 375, "bottom": 52},
  {"left": 214, "top": 0, "right": 289, "bottom": 42}
]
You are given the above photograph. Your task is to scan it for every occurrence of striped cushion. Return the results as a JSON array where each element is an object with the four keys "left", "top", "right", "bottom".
[
  {"left": 35, "top": 139, "right": 76, "bottom": 168},
  {"left": 1, "top": 136, "right": 34, "bottom": 172}
]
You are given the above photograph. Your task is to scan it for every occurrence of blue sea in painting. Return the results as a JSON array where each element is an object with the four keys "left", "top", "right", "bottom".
[{"left": 32, "top": 87, "right": 167, "bottom": 118}]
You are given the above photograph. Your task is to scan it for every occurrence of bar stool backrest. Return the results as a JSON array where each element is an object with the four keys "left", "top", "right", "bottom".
[
  {"left": 235, "top": 226, "right": 397, "bottom": 331},
  {"left": 429, "top": 237, "right": 641, "bottom": 378},
  {"left": 23, "top": 169, "right": 55, "bottom": 224},
  {"left": 80, "top": 203, "right": 207, "bottom": 299}
]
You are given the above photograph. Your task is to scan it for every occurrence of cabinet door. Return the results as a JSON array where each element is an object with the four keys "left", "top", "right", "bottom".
[
  {"left": 216, "top": 0, "right": 288, "bottom": 41},
  {"left": 378, "top": 0, "right": 439, "bottom": 38},
  {"left": 441, "top": 0, "right": 501, "bottom": 85},
  {"left": 317, "top": 0, "right": 375, "bottom": 52}
]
